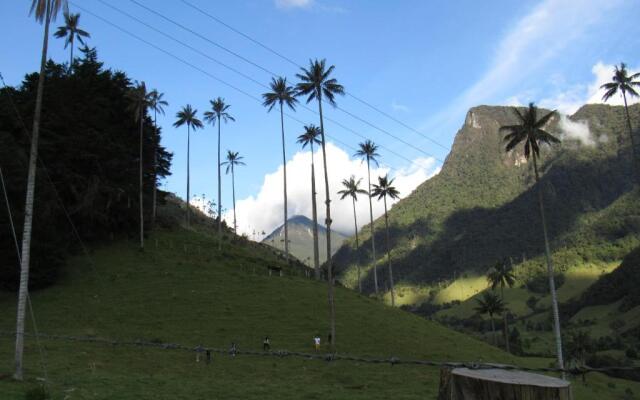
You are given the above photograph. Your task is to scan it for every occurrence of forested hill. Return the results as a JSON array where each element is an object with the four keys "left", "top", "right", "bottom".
[
  {"left": 333, "top": 104, "right": 640, "bottom": 293},
  {"left": 0, "top": 47, "right": 172, "bottom": 290}
]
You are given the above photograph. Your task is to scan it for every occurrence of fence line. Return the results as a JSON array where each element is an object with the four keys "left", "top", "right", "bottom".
[{"left": 1, "top": 331, "right": 638, "bottom": 376}]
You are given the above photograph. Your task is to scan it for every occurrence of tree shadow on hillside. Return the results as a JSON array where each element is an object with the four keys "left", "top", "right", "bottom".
[{"left": 350, "top": 151, "right": 636, "bottom": 294}]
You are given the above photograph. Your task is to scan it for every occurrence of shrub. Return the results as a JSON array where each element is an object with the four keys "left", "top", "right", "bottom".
[
  {"left": 526, "top": 273, "right": 565, "bottom": 294},
  {"left": 24, "top": 386, "right": 48, "bottom": 400}
]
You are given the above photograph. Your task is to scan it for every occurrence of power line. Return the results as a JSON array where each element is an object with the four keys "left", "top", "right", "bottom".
[
  {"left": 121, "top": 0, "right": 444, "bottom": 163},
  {"left": 73, "top": 2, "right": 431, "bottom": 173},
  {"left": 179, "top": 0, "right": 450, "bottom": 152}
]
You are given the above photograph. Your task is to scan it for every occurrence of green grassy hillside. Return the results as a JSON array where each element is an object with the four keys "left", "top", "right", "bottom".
[{"left": 2, "top": 227, "right": 638, "bottom": 399}]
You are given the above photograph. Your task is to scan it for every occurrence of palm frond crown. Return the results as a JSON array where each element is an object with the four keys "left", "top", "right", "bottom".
[
  {"left": 500, "top": 102, "right": 560, "bottom": 159},
  {"left": 295, "top": 59, "right": 345, "bottom": 106},
  {"left": 221, "top": 150, "right": 246, "bottom": 174},
  {"left": 371, "top": 175, "right": 400, "bottom": 201},
  {"left": 30, "top": 0, "right": 67, "bottom": 23},
  {"left": 148, "top": 90, "right": 168, "bottom": 116},
  {"left": 338, "top": 175, "right": 367, "bottom": 200},
  {"left": 262, "top": 76, "right": 298, "bottom": 112},
  {"left": 355, "top": 140, "right": 380, "bottom": 166},
  {"left": 173, "top": 104, "right": 203, "bottom": 130},
  {"left": 204, "top": 97, "right": 235, "bottom": 125},
  {"left": 296, "top": 124, "right": 322, "bottom": 149},
  {"left": 600, "top": 62, "right": 640, "bottom": 102},
  {"left": 54, "top": 12, "right": 89, "bottom": 47}
]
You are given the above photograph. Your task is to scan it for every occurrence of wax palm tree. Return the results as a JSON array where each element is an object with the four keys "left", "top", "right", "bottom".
[
  {"left": 297, "top": 124, "right": 322, "bottom": 279},
  {"left": 487, "top": 259, "right": 516, "bottom": 352},
  {"left": 601, "top": 63, "right": 640, "bottom": 182},
  {"left": 500, "top": 102, "right": 563, "bottom": 369},
  {"left": 355, "top": 140, "right": 381, "bottom": 293},
  {"left": 221, "top": 151, "right": 245, "bottom": 234},
  {"left": 371, "top": 175, "right": 400, "bottom": 306},
  {"left": 338, "top": 176, "right": 367, "bottom": 292},
  {"left": 126, "top": 81, "right": 152, "bottom": 250},
  {"left": 204, "top": 97, "right": 235, "bottom": 250},
  {"left": 296, "top": 59, "right": 344, "bottom": 350},
  {"left": 474, "top": 292, "right": 506, "bottom": 346},
  {"left": 53, "top": 11, "right": 89, "bottom": 70},
  {"left": 15, "top": 0, "right": 67, "bottom": 381},
  {"left": 173, "top": 105, "right": 203, "bottom": 227},
  {"left": 263, "top": 77, "right": 298, "bottom": 264},
  {"left": 148, "top": 89, "right": 168, "bottom": 224}
]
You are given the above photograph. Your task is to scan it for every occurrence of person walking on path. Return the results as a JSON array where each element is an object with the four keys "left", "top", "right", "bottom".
[{"left": 314, "top": 335, "right": 321, "bottom": 352}]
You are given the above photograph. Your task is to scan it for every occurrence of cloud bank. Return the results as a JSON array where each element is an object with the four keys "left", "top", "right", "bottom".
[{"left": 225, "top": 143, "right": 440, "bottom": 239}]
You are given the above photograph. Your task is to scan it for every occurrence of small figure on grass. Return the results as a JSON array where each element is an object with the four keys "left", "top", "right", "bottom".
[
  {"left": 263, "top": 336, "right": 271, "bottom": 351},
  {"left": 313, "top": 335, "right": 321, "bottom": 352},
  {"left": 206, "top": 349, "right": 212, "bottom": 365},
  {"left": 195, "top": 344, "right": 204, "bottom": 362},
  {"left": 229, "top": 342, "right": 238, "bottom": 357}
]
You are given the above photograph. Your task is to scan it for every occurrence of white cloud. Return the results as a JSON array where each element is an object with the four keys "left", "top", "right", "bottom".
[
  {"left": 422, "top": 0, "right": 622, "bottom": 134},
  {"left": 537, "top": 62, "right": 640, "bottom": 114},
  {"left": 558, "top": 114, "right": 595, "bottom": 146},
  {"left": 391, "top": 100, "right": 410, "bottom": 113},
  {"left": 226, "top": 143, "right": 440, "bottom": 239},
  {"left": 275, "top": 0, "right": 313, "bottom": 9}
]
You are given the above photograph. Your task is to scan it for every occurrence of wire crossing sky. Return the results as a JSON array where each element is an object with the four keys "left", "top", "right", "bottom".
[{"left": 3, "top": 0, "right": 639, "bottom": 237}]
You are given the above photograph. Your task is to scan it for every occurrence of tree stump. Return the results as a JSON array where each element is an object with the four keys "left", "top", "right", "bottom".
[{"left": 438, "top": 367, "right": 572, "bottom": 400}]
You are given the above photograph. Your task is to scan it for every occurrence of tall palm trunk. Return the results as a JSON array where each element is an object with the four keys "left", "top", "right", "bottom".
[
  {"left": 351, "top": 197, "right": 361, "bottom": 292},
  {"left": 317, "top": 96, "right": 336, "bottom": 350},
  {"left": 622, "top": 92, "right": 639, "bottom": 183},
  {"left": 139, "top": 109, "right": 144, "bottom": 250},
  {"left": 14, "top": 0, "right": 52, "bottom": 381},
  {"left": 366, "top": 158, "right": 378, "bottom": 293},
  {"left": 186, "top": 124, "right": 191, "bottom": 227},
  {"left": 69, "top": 36, "right": 74, "bottom": 71},
  {"left": 279, "top": 103, "right": 289, "bottom": 264},
  {"left": 532, "top": 154, "right": 564, "bottom": 372},
  {"left": 217, "top": 120, "right": 222, "bottom": 249},
  {"left": 501, "top": 285, "right": 510, "bottom": 353},
  {"left": 152, "top": 109, "right": 158, "bottom": 225},
  {"left": 310, "top": 143, "right": 320, "bottom": 280},
  {"left": 490, "top": 314, "right": 496, "bottom": 346},
  {"left": 383, "top": 196, "right": 395, "bottom": 306},
  {"left": 231, "top": 163, "right": 237, "bottom": 233}
]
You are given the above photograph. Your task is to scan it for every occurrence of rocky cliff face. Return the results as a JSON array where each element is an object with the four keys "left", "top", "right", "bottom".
[{"left": 333, "top": 104, "right": 639, "bottom": 292}]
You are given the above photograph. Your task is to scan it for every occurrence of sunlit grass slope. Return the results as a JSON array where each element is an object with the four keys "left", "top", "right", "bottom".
[{"left": 1, "top": 228, "right": 638, "bottom": 399}]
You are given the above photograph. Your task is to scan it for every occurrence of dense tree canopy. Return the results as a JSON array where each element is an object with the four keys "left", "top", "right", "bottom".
[{"left": 0, "top": 47, "right": 172, "bottom": 290}]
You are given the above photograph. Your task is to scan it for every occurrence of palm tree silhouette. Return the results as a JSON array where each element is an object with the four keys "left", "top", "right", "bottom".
[
  {"left": 204, "top": 98, "right": 235, "bottom": 250},
  {"left": 474, "top": 292, "right": 506, "bottom": 346},
  {"left": 174, "top": 105, "right": 203, "bottom": 227},
  {"left": 371, "top": 175, "right": 400, "bottom": 306},
  {"left": 296, "top": 59, "right": 344, "bottom": 350},
  {"left": 221, "top": 151, "right": 245, "bottom": 234},
  {"left": 500, "top": 102, "right": 564, "bottom": 370},
  {"left": 126, "top": 81, "right": 152, "bottom": 250},
  {"left": 338, "top": 176, "right": 367, "bottom": 292},
  {"left": 15, "top": 0, "right": 68, "bottom": 380},
  {"left": 263, "top": 77, "right": 298, "bottom": 264},
  {"left": 355, "top": 140, "right": 381, "bottom": 294},
  {"left": 297, "top": 124, "right": 322, "bottom": 279},
  {"left": 54, "top": 11, "right": 89, "bottom": 71},
  {"left": 486, "top": 259, "right": 515, "bottom": 352},
  {"left": 148, "top": 89, "right": 168, "bottom": 224},
  {"left": 601, "top": 63, "right": 640, "bottom": 182}
]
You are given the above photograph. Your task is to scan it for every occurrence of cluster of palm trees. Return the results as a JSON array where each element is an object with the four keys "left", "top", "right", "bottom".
[
  {"left": 337, "top": 170, "right": 400, "bottom": 306},
  {"left": 172, "top": 97, "right": 239, "bottom": 253}
]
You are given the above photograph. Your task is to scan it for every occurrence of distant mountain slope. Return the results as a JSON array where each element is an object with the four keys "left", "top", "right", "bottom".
[
  {"left": 334, "top": 104, "right": 640, "bottom": 294},
  {"left": 262, "top": 215, "right": 348, "bottom": 266}
]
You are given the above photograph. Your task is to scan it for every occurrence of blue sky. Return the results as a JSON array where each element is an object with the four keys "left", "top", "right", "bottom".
[{"left": 2, "top": 0, "right": 639, "bottom": 237}]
